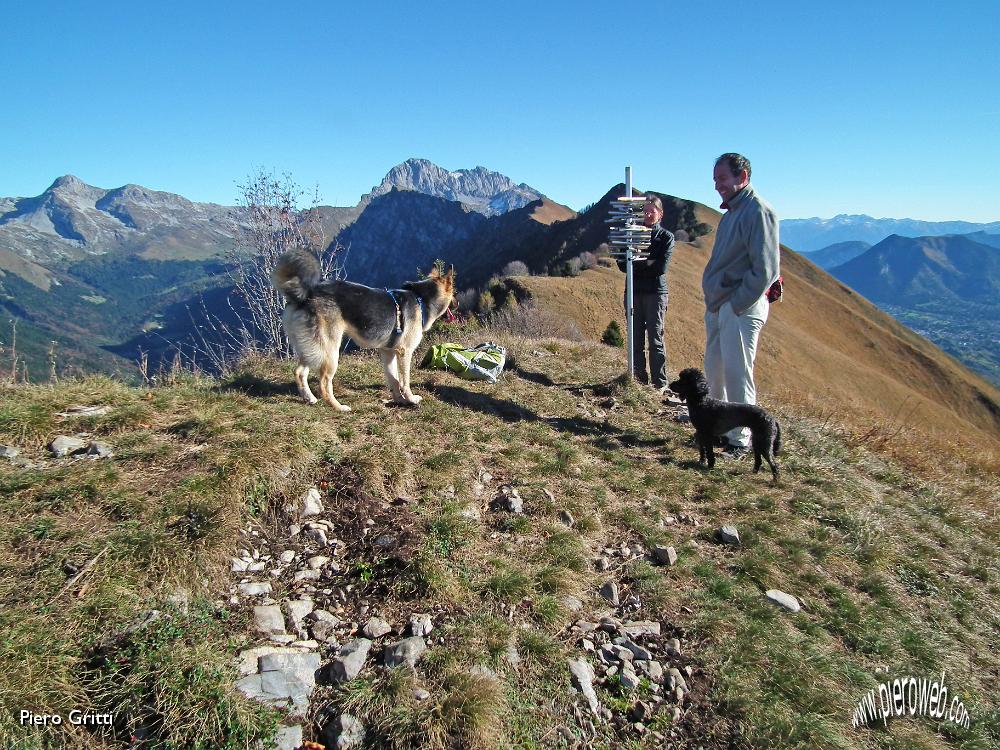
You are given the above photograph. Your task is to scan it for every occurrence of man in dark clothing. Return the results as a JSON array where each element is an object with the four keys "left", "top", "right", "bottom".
[{"left": 616, "top": 194, "right": 675, "bottom": 390}]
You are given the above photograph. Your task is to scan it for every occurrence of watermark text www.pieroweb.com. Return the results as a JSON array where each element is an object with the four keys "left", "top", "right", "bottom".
[{"left": 852, "top": 672, "right": 971, "bottom": 729}]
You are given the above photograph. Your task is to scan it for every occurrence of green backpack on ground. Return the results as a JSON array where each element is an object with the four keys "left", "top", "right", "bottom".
[{"left": 422, "top": 342, "right": 507, "bottom": 383}]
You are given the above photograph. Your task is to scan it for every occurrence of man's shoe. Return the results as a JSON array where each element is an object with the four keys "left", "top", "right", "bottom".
[{"left": 719, "top": 444, "right": 750, "bottom": 460}]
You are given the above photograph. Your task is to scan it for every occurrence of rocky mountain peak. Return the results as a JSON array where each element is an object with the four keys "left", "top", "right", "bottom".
[{"left": 360, "top": 158, "right": 543, "bottom": 217}]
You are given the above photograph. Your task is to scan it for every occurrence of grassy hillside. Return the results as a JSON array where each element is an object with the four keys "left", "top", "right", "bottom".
[
  {"left": 511, "top": 202, "right": 1000, "bottom": 456},
  {"left": 1, "top": 333, "right": 997, "bottom": 749}
]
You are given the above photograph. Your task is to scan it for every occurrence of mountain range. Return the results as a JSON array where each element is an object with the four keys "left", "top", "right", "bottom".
[
  {"left": 781, "top": 214, "right": 1000, "bottom": 252},
  {"left": 2, "top": 160, "right": 999, "bottom": 434}
]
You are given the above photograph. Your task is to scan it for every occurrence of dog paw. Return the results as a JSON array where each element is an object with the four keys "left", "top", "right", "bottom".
[
  {"left": 407, "top": 394, "right": 423, "bottom": 404},
  {"left": 306, "top": 397, "right": 318, "bottom": 405},
  {"left": 336, "top": 404, "right": 351, "bottom": 412}
]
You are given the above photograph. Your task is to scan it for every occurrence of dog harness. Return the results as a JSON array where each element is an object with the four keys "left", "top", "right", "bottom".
[{"left": 384, "top": 289, "right": 427, "bottom": 348}]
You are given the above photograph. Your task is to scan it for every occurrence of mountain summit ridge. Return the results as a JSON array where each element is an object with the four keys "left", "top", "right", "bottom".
[{"left": 359, "top": 157, "right": 543, "bottom": 216}]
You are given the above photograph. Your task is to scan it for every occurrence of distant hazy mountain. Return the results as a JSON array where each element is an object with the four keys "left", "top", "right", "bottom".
[
  {"left": 781, "top": 214, "right": 1000, "bottom": 253},
  {"left": 830, "top": 234, "right": 1000, "bottom": 305},
  {"left": 802, "top": 240, "right": 871, "bottom": 269},
  {"left": 827, "top": 233, "right": 1000, "bottom": 385},
  {"left": 0, "top": 175, "right": 237, "bottom": 264},
  {"left": 359, "top": 158, "right": 543, "bottom": 217}
]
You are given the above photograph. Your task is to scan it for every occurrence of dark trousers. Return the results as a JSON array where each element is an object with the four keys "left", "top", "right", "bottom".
[{"left": 625, "top": 290, "right": 668, "bottom": 387}]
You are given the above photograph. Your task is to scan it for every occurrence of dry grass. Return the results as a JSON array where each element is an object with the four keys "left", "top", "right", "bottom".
[{"left": 1, "top": 337, "right": 997, "bottom": 749}]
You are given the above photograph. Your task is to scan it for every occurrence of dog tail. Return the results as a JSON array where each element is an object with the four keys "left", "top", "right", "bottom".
[
  {"left": 773, "top": 420, "right": 782, "bottom": 456},
  {"left": 272, "top": 249, "right": 322, "bottom": 303}
]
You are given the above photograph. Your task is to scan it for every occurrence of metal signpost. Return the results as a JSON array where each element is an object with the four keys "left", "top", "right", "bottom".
[{"left": 606, "top": 167, "right": 652, "bottom": 379}]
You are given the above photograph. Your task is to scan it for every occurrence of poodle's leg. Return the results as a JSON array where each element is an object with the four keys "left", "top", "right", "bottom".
[{"left": 765, "top": 453, "right": 780, "bottom": 483}]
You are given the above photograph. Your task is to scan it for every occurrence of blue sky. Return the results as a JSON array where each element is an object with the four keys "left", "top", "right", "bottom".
[{"left": 3, "top": 1, "right": 999, "bottom": 221}]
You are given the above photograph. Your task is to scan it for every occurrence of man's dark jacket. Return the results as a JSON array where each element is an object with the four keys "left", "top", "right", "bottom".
[{"left": 616, "top": 224, "right": 675, "bottom": 294}]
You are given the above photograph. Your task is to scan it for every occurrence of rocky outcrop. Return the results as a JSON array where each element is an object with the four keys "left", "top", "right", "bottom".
[{"left": 359, "top": 158, "right": 543, "bottom": 217}]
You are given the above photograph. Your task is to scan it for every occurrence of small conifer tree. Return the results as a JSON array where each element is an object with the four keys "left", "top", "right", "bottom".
[{"left": 602, "top": 320, "right": 624, "bottom": 347}]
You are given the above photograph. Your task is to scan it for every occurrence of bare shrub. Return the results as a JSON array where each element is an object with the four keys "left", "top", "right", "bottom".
[
  {"left": 577, "top": 251, "right": 598, "bottom": 270},
  {"left": 484, "top": 300, "right": 584, "bottom": 341},
  {"left": 225, "top": 169, "right": 345, "bottom": 360},
  {"left": 500, "top": 260, "right": 530, "bottom": 277}
]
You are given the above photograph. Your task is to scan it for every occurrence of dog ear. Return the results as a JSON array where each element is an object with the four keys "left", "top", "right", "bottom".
[
  {"left": 428, "top": 266, "right": 440, "bottom": 279},
  {"left": 444, "top": 265, "right": 455, "bottom": 292}
]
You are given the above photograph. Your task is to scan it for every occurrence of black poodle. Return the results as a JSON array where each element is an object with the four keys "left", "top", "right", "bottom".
[{"left": 668, "top": 367, "right": 781, "bottom": 481}]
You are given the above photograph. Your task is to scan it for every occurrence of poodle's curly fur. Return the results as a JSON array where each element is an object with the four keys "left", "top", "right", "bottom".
[{"left": 668, "top": 367, "right": 782, "bottom": 482}]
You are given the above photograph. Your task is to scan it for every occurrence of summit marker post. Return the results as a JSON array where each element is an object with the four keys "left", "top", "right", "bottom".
[{"left": 606, "top": 167, "right": 652, "bottom": 379}]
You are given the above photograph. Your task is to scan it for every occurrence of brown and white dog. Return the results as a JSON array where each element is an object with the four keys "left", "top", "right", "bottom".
[{"left": 271, "top": 250, "right": 455, "bottom": 411}]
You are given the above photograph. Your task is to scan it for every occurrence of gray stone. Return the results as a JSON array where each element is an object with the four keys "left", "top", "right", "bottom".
[
  {"left": 594, "top": 556, "right": 611, "bottom": 571},
  {"left": 413, "top": 688, "right": 431, "bottom": 701},
  {"left": 719, "top": 525, "right": 741, "bottom": 545},
  {"left": 294, "top": 569, "right": 320, "bottom": 583},
  {"left": 496, "top": 485, "right": 524, "bottom": 513},
  {"left": 254, "top": 605, "right": 287, "bottom": 636},
  {"left": 409, "top": 613, "right": 433, "bottom": 637},
  {"left": 280, "top": 550, "right": 296, "bottom": 564},
  {"left": 239, "top": 582, "right": 272, "bottom": 597},
  {"left": 621, "top": 620, "right": 660, "bottom": 637},
  {"left": 766, "top": 589, "right": 801, "bottom": 613},
  {"left": 269, "top": 634, "right": 296, "bottom": 645},
  {"left": 300, "top": 487, "right": 324, "bottom": 517},
  {"left": 599, "top": 581, "right": 620, "bottom": 606},
  {"left": 48, "top": 435, "right": 87, "bottom": 457},
  {"left": 617, "top": 638, "right": 653, "bottom": 661},
  {"left": 505, "top": 641, "right": 521, "bottom": 666},
  {"left": 460, "top": 505, "right": 482, "bottom": 522},
  {"left": 363, "top": 617, "right": 392, "bottom": 639},
  {"left": 654, "top": 545, "right": 678, "bottom": 566},
  {"left": 562, "top": 595, "right": 583, "bottom": 613},
  {"left": 668, "top": 667, "right": 687, "bottom": 691},
  {"left": 558, "top": 510, "right": 575, "bottom": 527},
  {"left": 619, "top": 665, "right": 642, "bottom": 691},
  {"left": 568, "top": 658, "right": 600, "bottom": 715},
  {"left": 259, "top": 650, "right": 321, "bottom": 677},
  {"left": 336, "top": 714, "right": 366, "bottom": 750},
  {"left": 667, "top": 638, "right": 681, "bottom": 657},
  {"left": 1, "top": 445, "right": 20, "bottom": 459},
  {"left": 284, "top": 598, "right": 315, "bottom": 635},
  {"left": 598, "top": 616, "right": 621, "bottom": 634},
  {"left": 56, "top": 405, "right": 110, "bottom": 418},
  {"left": 308, "top": 555, "right": 330, "bottom": 570},
  {"left": 86, "top": 441, "right": 113, "bottom": 458},
  {"left": 325, "top": 638, "right": 373, "bottom": 683},
  {"left": 637, "top": 660, "right": 663, "bottom": 682},
  {"left": 236, "top": 651, "right": 320, "bottom": 721},
  {"left": 305, "top": 527, "right": 328, "bottom": 546},
  {"left": 384, "top": 636, "right": 427, "bottom": 668},
  {"left": 231, "top": 557, "right": 250, "bottom": 573},
  {"left": 310, "top": 618, "right": 339, "bottom": 644},
  {"left": 274, "top": 725, "right": 303, "bottom": 750},
  {"left": 236, "top": 646, "right": 298, "bottom": 677}
]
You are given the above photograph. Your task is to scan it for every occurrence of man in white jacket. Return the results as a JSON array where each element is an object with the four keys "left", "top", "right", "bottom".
[{"left": 701, "top": 153, "right": 780, "bottom": 456}]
